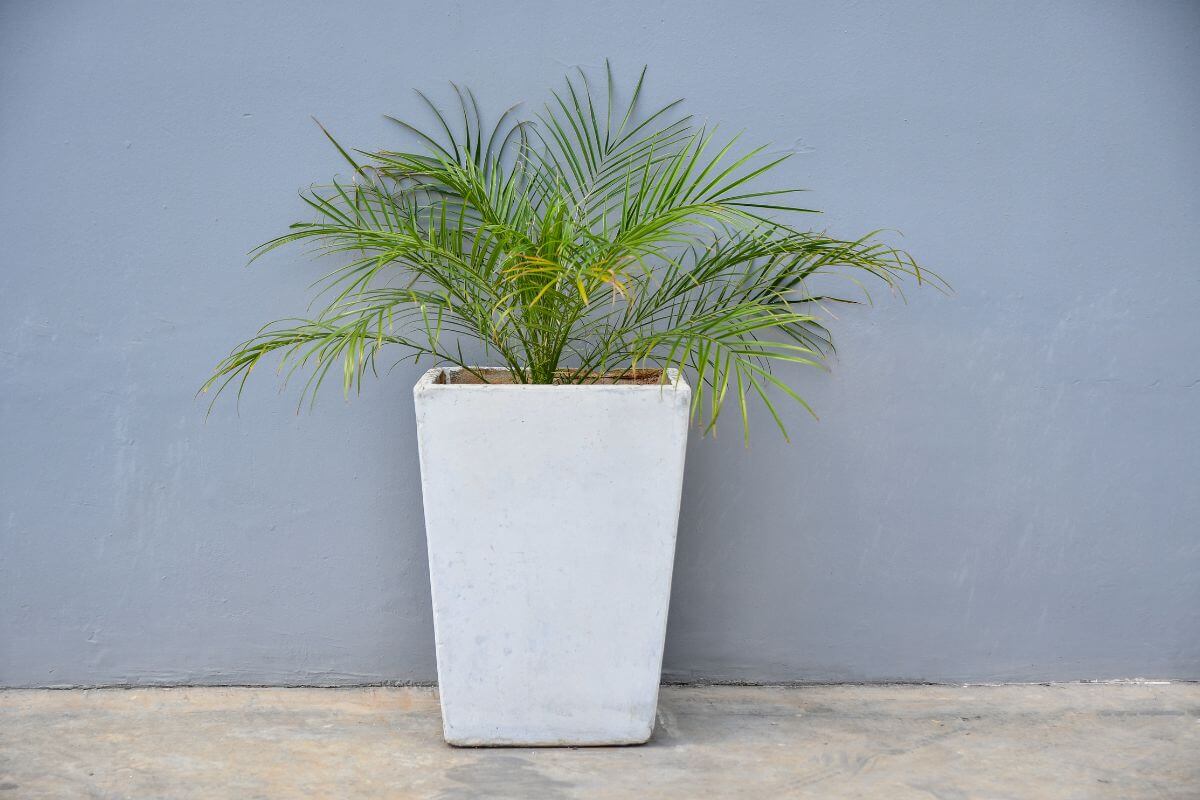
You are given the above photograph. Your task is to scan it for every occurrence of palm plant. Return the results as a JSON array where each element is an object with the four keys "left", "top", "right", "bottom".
[{"left": 203, "top": 64, "right": 940, "bottom": 439}]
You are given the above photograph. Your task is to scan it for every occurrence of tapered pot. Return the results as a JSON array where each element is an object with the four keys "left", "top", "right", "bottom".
[{"left": 413, "top": 367, "right": 691, "bottom": 746}]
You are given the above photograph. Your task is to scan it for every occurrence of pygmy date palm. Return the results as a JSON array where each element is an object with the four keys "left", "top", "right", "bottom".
[{"left": 203, "top": 64, "right": 941, "bottom": 439}]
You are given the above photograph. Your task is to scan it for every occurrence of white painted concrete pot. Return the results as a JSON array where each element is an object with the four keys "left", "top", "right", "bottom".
[{"left": 414, "top": 367, "right": 691, "bottom": 746}]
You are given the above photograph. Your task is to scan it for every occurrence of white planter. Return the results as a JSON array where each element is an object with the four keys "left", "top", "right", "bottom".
[{"left": 414, "top": 367, "right": 691, "bottom": 746}]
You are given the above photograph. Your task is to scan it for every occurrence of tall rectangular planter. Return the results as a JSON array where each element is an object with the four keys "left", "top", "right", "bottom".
[{"left": 414, "top": 367, "right": 691, "bottom": 746}]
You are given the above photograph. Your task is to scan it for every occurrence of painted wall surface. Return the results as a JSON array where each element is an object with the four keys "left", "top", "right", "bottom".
[{"left": 2, "top": 1, "right": 1197, "bottom": 687}]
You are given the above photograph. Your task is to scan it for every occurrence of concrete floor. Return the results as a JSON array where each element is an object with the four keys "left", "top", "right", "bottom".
[{"left": 0, "top": 684, "right": 1197, "bottom": 799}]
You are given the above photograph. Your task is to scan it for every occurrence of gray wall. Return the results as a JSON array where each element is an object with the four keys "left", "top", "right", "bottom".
[{"left": 2, "top": 0, "right": 1198, "bottom": 688}]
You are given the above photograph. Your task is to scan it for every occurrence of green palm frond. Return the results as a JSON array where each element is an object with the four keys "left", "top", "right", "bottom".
[{"left": 203, "top": 62, "right": 945, "bottom": 439}]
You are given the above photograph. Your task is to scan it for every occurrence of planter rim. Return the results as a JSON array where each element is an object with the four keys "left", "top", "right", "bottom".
[{"left": 414, "top": 366, "right": 689, "bottom": 393}]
